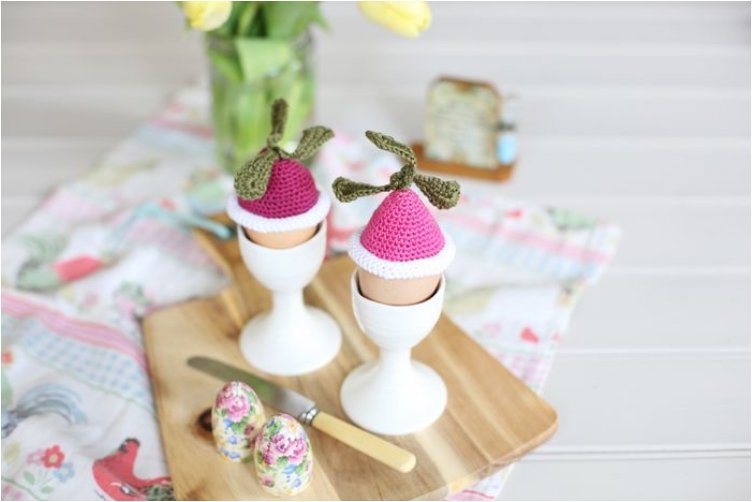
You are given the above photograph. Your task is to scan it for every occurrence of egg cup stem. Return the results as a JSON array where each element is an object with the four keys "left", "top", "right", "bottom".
[
  {"left": 237, "top": 221, "right": 342, "bottom": 376},
  {"left": 340, "top": 273, "right": 448, "bottom": 435}
]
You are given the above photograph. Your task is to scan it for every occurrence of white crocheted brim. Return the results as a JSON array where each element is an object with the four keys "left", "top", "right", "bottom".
[
  {"left": 226, "top": 189, "right": 330, "bottom": 233},
  {"left": 348, "top": 228, "right": 455, "bottom": 280}
]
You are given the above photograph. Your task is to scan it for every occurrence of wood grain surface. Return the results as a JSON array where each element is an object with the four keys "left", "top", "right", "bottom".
[{"left": 143, "top": 224, "right": 558, "bottom": 500}]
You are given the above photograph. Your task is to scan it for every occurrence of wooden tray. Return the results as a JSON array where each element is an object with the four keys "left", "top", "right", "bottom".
[{"left": 143, "top": 223, "right": 557, "bottom": 500}]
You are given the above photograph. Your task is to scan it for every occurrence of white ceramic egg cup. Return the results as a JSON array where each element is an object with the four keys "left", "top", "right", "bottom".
[
  {"left": 340, "top": 272, "right": 447, "bottom": 435},
  {"left": 237, "top": 221, "right": 342, "bottom": 376}
]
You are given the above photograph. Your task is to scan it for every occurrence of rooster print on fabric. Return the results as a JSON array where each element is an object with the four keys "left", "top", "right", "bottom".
[
  {"left": 1, "top": 354, "right": 86, "bottom": 439},
  {"left": 92, "top": 438, "right": 173, "bottom": 501},
  {"left": 2, "top": 376, "right": 86, "bottom": 439}
]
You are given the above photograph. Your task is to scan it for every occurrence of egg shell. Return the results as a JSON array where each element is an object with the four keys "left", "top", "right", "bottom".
[
  {"left": 245, "top": 225, "right": 317, "bottom": 249},
  {"left": 358, "top": 268, "right": 441, "bottom": 306},
  {"left": 211, "top": 381, "right": 266, "bottom": 463},
  {"left": 253, "top": 414, "right": 313, "bottom": 497}
]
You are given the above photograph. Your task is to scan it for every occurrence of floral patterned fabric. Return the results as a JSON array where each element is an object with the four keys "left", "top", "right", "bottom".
[{"left": 0, "top": 87, "right": 619, "bottom": 500}]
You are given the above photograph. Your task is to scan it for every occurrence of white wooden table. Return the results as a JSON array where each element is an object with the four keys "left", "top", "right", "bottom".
[{"left": 2, "top": 2, "right": 750, "bottom": 499}]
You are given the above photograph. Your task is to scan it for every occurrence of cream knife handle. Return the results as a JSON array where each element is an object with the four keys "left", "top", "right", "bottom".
[{"left": 310, "top": 411, "right": 416, "bottom": 473}]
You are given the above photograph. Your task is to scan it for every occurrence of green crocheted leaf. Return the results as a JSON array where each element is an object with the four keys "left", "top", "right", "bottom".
[
  {"left": 232, "top": 98, "right": 294, "bottom": 199},
  {"left": 267, "top": 98, "right": 288, "bottom": 146},
  {"left": 365, "top": 131, "right": 417, "bottom": 168},
  {"left": 332, "top": 177, "right": 389, "bottom": 203},
  {"left": 234, "top": 149, "right": 277, "bottom": 200},
  {"left": 292, "top": 126, "right": 334, "bottom": 161},
  {"left": 415, "top": 174, "right": 461, "bottom": 209},
  {"left": 388, "top": 165, "right": 415, "bottom": 190},
  {"left": 335, "top": 130, "right": 462, "bottom": 209}
]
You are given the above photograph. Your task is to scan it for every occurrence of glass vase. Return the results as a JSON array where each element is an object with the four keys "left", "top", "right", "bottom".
[{"left": 206, "top": 32, "right": 314, "bottom": 174}]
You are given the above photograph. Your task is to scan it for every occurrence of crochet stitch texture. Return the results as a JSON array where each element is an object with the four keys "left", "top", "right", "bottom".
[
  {"left": 227, "top": 98, "right": 334, "bottom": 232},
  {"left": 332, "top": 130, "right": 461, "bottom": 279},
  {"left": 348, "top": 228, "right": 455, "bottom": 280},
  {"left": 238, "top": 159, "right": 319, "bottom": 218},
  {"left": 360, "top": 189, "right": 444, "bottom": 261}
]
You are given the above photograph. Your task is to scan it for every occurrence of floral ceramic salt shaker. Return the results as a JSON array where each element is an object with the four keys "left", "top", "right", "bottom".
[
  {"left": 211, "top": 381, "right": 266, "bottom": 462},
  {"left": 332, "top": 131, "right": 460, "bottom": 435},
  {"left": 253, "top": 414, "right": 314, "bottom": 496},
  {"left": 226, "top": 99, "right": 342, "bottom": 376}
]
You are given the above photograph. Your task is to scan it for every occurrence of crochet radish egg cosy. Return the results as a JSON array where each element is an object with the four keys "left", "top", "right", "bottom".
[
  {"left": 227, "top": 99, "right": 333, "bottom": 234},
  {"left": 333, "top": 131, "right": 461, "bottom": 281}
]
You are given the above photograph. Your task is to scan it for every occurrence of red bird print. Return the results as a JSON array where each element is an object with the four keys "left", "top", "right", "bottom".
[{"left": 92, "top": 438, "right": 173, "bottom": 501}]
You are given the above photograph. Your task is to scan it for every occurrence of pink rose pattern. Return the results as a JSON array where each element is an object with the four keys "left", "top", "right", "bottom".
[
  {"left": 219, "top": 392, "right": 250, "bottom": 422},
  {"left": 211, "top": 381, "right": 265, "bottom": 463},
  {"left": 263, "top": 434, "right": 308, "bottom": 465},
  {"left": 254, "top": 414, "right": 313, "bottom": 496}
]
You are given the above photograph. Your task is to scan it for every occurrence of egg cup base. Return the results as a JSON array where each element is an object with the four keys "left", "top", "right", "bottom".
[
  {"left": 236, "top": 219, "right": 342, "bottom": 376},
  {"left": 340, "top": 359, "right": 447, "bottom": 436},
  {"left": 240, "top": 306, "right": 342, "bottom": 376}
]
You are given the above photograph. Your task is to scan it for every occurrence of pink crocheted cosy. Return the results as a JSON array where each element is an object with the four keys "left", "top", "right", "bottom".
[
  {"left": 360, "top": 188, "right": 445, "bottom": 262},
  {"left": 237, "top": 159, "right": 319, "bottom": 218}
]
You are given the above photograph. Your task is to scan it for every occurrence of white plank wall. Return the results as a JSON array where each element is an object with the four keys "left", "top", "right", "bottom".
[{"left": 2, "top": 2, "right": 750, "bottom": 500}]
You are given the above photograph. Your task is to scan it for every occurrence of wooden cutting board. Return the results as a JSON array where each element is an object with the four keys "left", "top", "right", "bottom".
[{"left": 143, "top": 221, "right": 558, "bottom": 500}]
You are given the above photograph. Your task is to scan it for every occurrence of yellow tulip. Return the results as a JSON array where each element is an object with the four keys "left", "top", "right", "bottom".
[
  {"left": 358, "top": 1, "right": 431, "bottom": 38},
  {"left": 182, "top": 1, "right": 232, "bottom": 32}
]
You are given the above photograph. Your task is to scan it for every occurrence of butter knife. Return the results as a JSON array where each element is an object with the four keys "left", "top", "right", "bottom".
[{"left": 187, "top": 356, "right": 416, "bottom": 473}]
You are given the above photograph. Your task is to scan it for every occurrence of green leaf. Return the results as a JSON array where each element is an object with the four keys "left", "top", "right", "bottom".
[
  {"left": 261, "top": 2, "right": 321, "bottom": 40},
  {"left": 210, "top": 79, "right": 228, "bottom": 140},
  {"left": 365, "top": 131, "right": 417, "bottom": 167},
  {"left": 295, "top": 461, "right": 307, "bottom": 475},
  {"left": 332, "top": 177, "right": 389, "bottom": 203},
  {"left": 268, "top": 419, "right": 282, "bottom": 435},
  {"left": 235, "top": 148, "right": 276, "bottom": 200},
  {"left": 41, "top": 486, "right": 54, "bottom": 494},
  {"left": 207, "top": 46, "right": 243, "bottom": 84},
  {"left": 247, "top": 10, "right": 266, "bottom": 38},
  {"left": 236, "top": 2, "right": 260, "bottom": 36},
  {"left": 278, "top": 74, "right": 314, "bottom": 145},
  {"left": 232, "top": 90, "right": 269, "bottom": 155},
  {"left": 234, "top": 38, "right": 293, "bottom": 82},
  {"left": 23, "top": 471, "right": 35, "bottom": 484},
  {"left": 293, "top": 126, "right": 333, "bottom": 161},
  {"left": 414, "top": 175, "right": 461, "bottom": 210}
]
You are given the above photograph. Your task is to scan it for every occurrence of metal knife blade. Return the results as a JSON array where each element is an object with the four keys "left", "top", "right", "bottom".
[{"left": 187, "top": 356, "right": 317, "bottom": 422}]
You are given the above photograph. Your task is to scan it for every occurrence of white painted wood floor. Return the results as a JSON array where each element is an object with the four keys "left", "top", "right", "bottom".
[{"left": 2, "top": 2, "right": 750, "bottom": 500}]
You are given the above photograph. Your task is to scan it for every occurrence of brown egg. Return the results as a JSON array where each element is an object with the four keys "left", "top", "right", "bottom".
[
  {"left": 358, "top": 268, "right": 440, "bottom": 306},
  {"left": 244, "top": 225, "right": 317, "bottom": 249}
]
